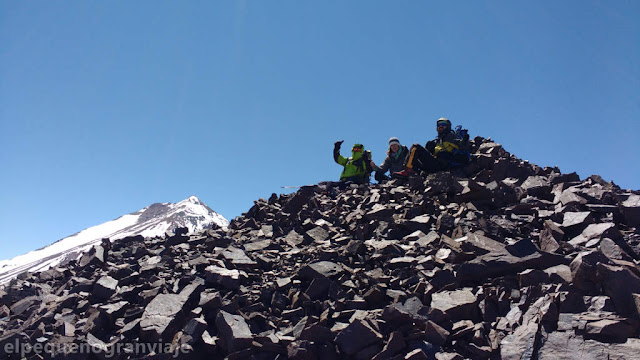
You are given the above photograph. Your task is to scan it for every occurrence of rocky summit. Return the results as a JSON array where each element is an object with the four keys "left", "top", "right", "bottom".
[{"left": 1, "top": 136, "right": 639, "bottom": 360}]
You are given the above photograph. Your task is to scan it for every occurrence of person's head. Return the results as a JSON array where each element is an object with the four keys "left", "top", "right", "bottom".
[
  {"left": 388, "top": 137, "right": 401, "bottom": 154},
  {"left": 351, "top": 143, "right": 364, "bottom": 159},
  {"left": 436, "top": 117, "right": 451, "bottom": 136}
]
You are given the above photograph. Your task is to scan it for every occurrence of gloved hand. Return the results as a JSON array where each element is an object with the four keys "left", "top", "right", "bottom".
[
  {"left": 334, "top": 140, "right": 344, "bottom": 148},
  {"left": 374, "top": 170, "right": 390, "bottom": 182}
]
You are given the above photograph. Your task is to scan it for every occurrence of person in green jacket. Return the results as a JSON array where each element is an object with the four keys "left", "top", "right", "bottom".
[{"left": 333, "top": 141, "right": 372, "bottom": 184}]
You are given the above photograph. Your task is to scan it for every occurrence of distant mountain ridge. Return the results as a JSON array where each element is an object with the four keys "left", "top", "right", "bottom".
[{"left": 0, "top": 196, "right": 228, "bottom": 285}]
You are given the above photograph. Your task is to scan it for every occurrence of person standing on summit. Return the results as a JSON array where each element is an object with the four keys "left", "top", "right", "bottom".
[
  {"left": 394, "top": 117, "right": 470, "bottom": 177},
  {"left": 333, "top": 141, "right": 372, "bottom": 184}
]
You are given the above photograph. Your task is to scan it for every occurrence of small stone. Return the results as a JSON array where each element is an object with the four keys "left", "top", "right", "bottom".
[
  {"left": 588, "top": 296, "right": 615, "bottom": 312},
  {"left": 287, "top": 340, "right": 318, "bottom": 360}
]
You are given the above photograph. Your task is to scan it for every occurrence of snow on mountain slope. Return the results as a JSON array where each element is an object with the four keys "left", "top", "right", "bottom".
[{"left": 0, "top": 196, "right": 228, "bottom": 285}]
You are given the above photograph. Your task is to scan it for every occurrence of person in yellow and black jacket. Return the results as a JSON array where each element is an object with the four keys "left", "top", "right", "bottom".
[
  {"left": 394, "top": 118, "right": 469, "bottom": 177},
  {"left": 333, "top": 141, "right": 372, "bottom": 184}
]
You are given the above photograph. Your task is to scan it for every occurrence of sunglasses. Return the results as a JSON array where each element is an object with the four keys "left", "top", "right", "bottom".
[
  {"left": 352, "top": 147, "right": 363, "bottom": 152},
  {"left": 437, "top": 122, "right": 448, "bottom": 127}
]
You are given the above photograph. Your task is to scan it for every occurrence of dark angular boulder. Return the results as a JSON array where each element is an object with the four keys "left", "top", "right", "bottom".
[
  {"left": 429, "top": 289, "right": 479, "bottom": 323},
  {"left": 8, "top": 296, "right": 39, "bottom": 318},
  {"left": 300, "top": 324, "right": 334, "bottom": 344},
  {"left": 622, "top": 194, "right": 640, "bottom": 227},
  {"left": 538, "top": 332, "right": 640, "bottom": 359},
  {"left": 597, "top": 263, "right": 640, "bottom": 317},
  {"left": 521, "top": 176, "right": 552, "bottom": 200},
  {"left": 457, "top": 245, "right": 565, "bottom": 283},
  {"left": 366, "top": 204, "right": 395, "bottom": 220},
  {"left": 600, "top": 238, "right": 634, "bottom": 262},
  {"left": 382, "top": 297, "right": 429, "bottom": 327},
  {"left": 93, "top": 276, "right": 118, "bottom": 300},
  {"left": 424, "top": 321, "right": 450, "bottom": 346},
  {"left": 518, "top": 269, "right": 549, "bottom": 287},
  {"left": 562, "top": 212, "right": 594, "bottom": 231},
  {"left": 334, "top": 319, "right": 383, "bottom": 356},
  {"left": 585, "top": 318, "right": 639, "bottom": 342},
  {"left": 79, "top": 242, "right": 108, "bottom": 268},
  {"left": 569, "top": 223, "right": 621, "bottom": 247},
  {"left": 372, "top": 331, "right": 406, "bottom": 360},
  {"left": 166, "top": 227, "right": 190, "bottom": 246},
  {"left": 539, "top": 220, "right": 564, "bottom": 253},
  {"left": 215, "top": 310, "right": 253, "bottom": 352},
  {"left": 222, "top": 247, "right": 257, "bottom": 268},
  {"left": 570, "top": 250, "right": 611, "bottom": 291},
  {"left": 298, "top": 261, "right": 344, "bottom": 280},
  {"left": 140, "top": 293, "right": 190, "bottom": 341},
  {"left": 305, "top": 227, "right": 330, "bottom": 243},
  {"left": 205, "top": 265, "right": 242, "bottom": 290}
]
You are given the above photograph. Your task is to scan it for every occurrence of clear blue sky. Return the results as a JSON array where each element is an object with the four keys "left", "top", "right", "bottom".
[{"left": 1, "top": 1, "right": 638, "bottom": 260}]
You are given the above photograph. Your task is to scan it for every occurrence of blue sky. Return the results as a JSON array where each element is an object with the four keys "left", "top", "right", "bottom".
[{"left": 1, "top": 1, "right": 638, "bottom": 260}]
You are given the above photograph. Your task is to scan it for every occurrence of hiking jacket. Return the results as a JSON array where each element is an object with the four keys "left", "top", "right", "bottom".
[
  {"left": 376, "top": 145, "right": 408, "bottom": 174},
  {"left": 334, "top": 146, "right": 370, "bottom": 183},
  {"left": 426, "top": 131, "right": 469, "bottom": 165}
]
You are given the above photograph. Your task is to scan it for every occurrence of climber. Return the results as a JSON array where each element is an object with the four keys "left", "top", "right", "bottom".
[
  {"left": 371, "top": 137, "right": 408, "bottom": 182},
  {"left": 333, "top": 141, "right": 373, "bottom": 184},
  {"left": 394, "top": 117, "right": 470, "bottom": 177}
]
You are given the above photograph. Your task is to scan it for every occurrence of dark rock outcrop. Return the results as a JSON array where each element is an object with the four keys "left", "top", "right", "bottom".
[{"left": 1, "top": 136, "right": 638, "bottom": 360}]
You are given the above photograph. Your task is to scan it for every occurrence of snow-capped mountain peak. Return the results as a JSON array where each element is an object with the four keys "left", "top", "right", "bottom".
[{"left": 0, "top": 196, "right": 228, "bottom": 285}]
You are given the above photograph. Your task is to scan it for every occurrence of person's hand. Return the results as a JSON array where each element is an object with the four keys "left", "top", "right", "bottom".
[
  {"left": 334, "top": 140, "right": 344, "bottom": 148},
  {"left": 370, "top": 160, "right": 376, "bottom": 169}
]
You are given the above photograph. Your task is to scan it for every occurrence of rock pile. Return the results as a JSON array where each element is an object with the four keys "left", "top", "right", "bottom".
[{"left": 1, "top": 137, "right": 639, "bottom": 359}]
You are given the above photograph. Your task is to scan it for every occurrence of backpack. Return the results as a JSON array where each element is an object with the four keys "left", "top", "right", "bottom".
[
  {"left": 454, "top": 125, "right": 470, "bottom": 144},
  {"left": 452, "top": 125, "right": 471, "bottom": 163}
]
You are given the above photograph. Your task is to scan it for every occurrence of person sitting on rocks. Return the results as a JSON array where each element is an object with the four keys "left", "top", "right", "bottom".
[
  {"left": 333, "top": 141, "right": 372, "bottom": 184},
  {"left": 394, "top": 117, "right": 469, "bottom": 177},
  {"left": 371, "top": 137, "right": 408, "bottom": 182}
]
